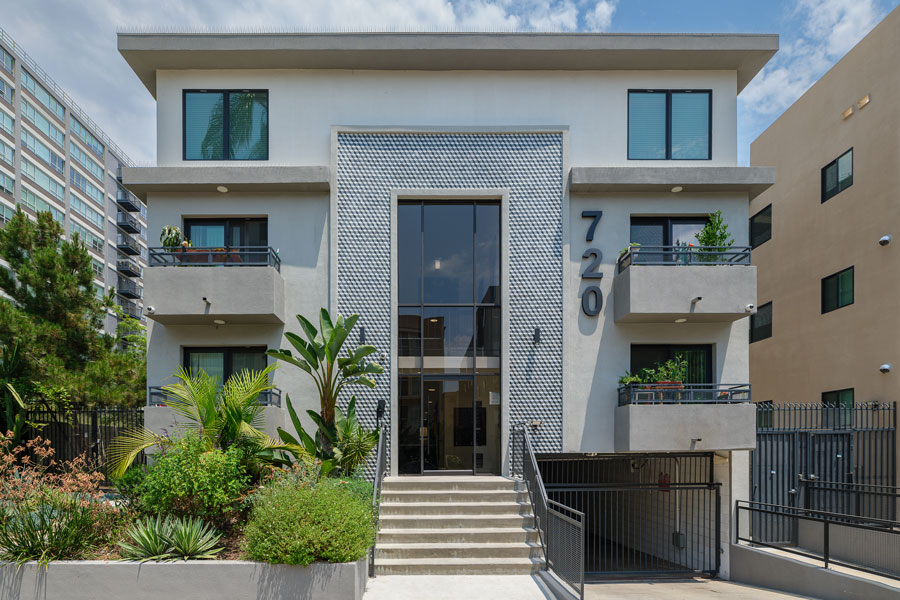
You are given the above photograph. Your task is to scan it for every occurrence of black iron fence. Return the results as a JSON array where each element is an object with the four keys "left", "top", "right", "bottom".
[
  {"left": 736, "top": 500, "right": 900, "bottom": 581},
  {"left": 512, "top": 425, "right": 584, "bottom": 599},
  {"left": 618, "top": 383, "right": 751, "bottom": 405},
  {"left": 147, "top": 386, "right": 282, "bottom": 408},
  {"left": 369, "top": 426, "right": 387, "bottom": 578},
  {"left": 800, "top": 479, "right": 898, "bottom": 523},
  {"left": 25, "top": 408, "right": 144, "bottom": 483},
  {"left": 617, "top": 245, "right": 751, "bottom": 272},
  {"left": 149, "top": 246, "right": 281, "bottom": 271}
]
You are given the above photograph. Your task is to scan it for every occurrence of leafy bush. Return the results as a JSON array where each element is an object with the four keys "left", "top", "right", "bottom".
[
  {"left": 243, "top": 471, "right": 375, "bottom": 565},
  {"left": 119, "top": 515, "right": 222, "bottom": 562},
  {"left": 128, "top": 434, "right": 251, "bottom": 523}
]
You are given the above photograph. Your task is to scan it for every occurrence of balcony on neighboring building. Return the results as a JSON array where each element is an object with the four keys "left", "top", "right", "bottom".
[
  {"left": 613, "top": 246, "right": 756, "bottom": 323},
  {"left": 614, "top": 383, "right": 756, "bottom": 452},
  {"left": 117, "top": 233, "right": 140, "bottom": 255},
  {"left": 148, "top": 386, "right": 282, "bottom": 408},
  {"left": 116, "top": 276, "right": 142, "bottom": 299},
  {"left": 117, "top": 298, "right": 141, "bottom": 319},
  {"left": 116, "top": 210, "right": 141, "bottom": 233},
  {"left": 144, "top": 247, "right": 284, "bottom": 325},
  {"left": 116, "top": 257, "right": 142, "bottom": 278},
  {"left": 115, "top": 189, "right": 141, "bottom": 212}
]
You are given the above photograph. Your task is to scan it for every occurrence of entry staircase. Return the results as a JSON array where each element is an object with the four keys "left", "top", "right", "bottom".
[{"left": 373, "top": 476, "right": 544, "bottom": 575}]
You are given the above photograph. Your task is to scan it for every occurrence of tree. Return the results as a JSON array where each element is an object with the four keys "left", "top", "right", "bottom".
[{"left": 0, "top": 209, "right": 145, "bottom": 407}]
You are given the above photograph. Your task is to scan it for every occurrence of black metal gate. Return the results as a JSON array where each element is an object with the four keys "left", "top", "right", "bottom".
[
  {"left": 752, "top": 403, "right": 896, "bottom": 542},
  {"left": 538, "top": 454, "right": 720, "bottom": 579}
]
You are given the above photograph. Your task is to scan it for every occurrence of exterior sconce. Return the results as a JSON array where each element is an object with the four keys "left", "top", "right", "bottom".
[
  {"left": 879, "top": 364, "right": 892, "bottom": 374},
  {"left": 841, "top": 107, "right": 853, "bottom": 120},
  {"left": 533, "top": 327, "right": 541, "bottom": 344},
  {"left": 878, "top": 235, "right": 892, "bottom": 246},
  {"left": 858, "top": 95, "right": 870, "bottom": 109},
  {"left": 359, "top": 327, "right": 366, "bottom": 344}
]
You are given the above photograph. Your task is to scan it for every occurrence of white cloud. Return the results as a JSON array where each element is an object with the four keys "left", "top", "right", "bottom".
[{"left": 585, "top": 1, "right": 617, "bottom": 31}]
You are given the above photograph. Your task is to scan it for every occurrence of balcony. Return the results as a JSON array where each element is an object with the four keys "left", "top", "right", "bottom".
[
  {"left": 116, "top": 210, "right": 141, "bottom": 233},
  {"left": 614, "top": 383, "right": 756, "bottom": 452},
  {"left": 116, "top": 257, "right": 142, "bottom": 278},
  {"left": 148, "top": 386, "right": 282, "bottom": 408},
  {"left": 116, "top": 276, "right": 142, "bottom": 299},
  {"left": 613, "top": 246, "right": 756, "bottom": 323},
  {"left": 117, "top": 233, "right": 140, "bottom": 255},
  {"left": 117, "top": 298, "right": 141, "bottom": 319},
  {"left": 144, "top": 247, "right": 285, "bottom": 325},
  {"left": 115, "top": 191, "right": 141, "bottom": 212}
]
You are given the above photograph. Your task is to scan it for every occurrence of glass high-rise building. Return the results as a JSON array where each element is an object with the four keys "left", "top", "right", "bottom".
[{"left": 0, "top": 26, "right": 147, "bottom": 331}]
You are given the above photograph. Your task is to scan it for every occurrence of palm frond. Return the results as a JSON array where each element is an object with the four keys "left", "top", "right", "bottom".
[{"left": 108, "top": 426, "right": 164, "bottom": 479}]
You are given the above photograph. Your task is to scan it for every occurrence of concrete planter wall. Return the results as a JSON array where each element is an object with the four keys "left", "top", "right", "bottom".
[{"left": 0, "top": 557, "right": 367, "bottom": 600}]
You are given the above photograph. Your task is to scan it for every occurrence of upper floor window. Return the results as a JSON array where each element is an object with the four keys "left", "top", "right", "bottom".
[
  {"left": 70, "top": 117, "right": 104, "bottom": 158},
  {"left": 749, "top": 204, "right": 772, "bottom": 249},
  {"left": 821, "top": 148, "right": 852, "bottom": 202},
  {"left": 628, "top": 90, "right": 711, "bottom": 160},
  {"left": 184, "top": 217, "right": 268, "bottom": 247},
  {"left": 0, "top": 45, "right": 12, "bottom": 74},
  {"left": 822, "top": 388, "right": 853, "bottom": 429},
  {"left": 21, "top": 70, "right": 64, "bottom": 121},
  {"left": 183, "top": 90, "right": 268, "bottom": 161},
  {"left": 821, "top": 266, "right": 853, "bottom": 313},
  {"left": 750, "top": 301, "right": 772, "bottom": 343}
]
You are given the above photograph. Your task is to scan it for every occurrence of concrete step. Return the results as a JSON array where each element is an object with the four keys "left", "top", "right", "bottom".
[
  {"left": 381, "top": 476, "right": 522, "bottom": 493},
  {"left": 381, "top": 489, "right": 528, "bottom": 503},
  {"left": 374, "top": 557, "right": 545, "bottom": 576},
  {"left": 376, "top": 527, "right": 540, "bottom": 545},
  {"left": 374, "top": 541, "right": 543, "bottom": 560},
  {"left": 379, "top": 501, "right": 531, "bottom": 516},
  {"left": 379, "top": 514, "right": 534, "bottom": 530}
]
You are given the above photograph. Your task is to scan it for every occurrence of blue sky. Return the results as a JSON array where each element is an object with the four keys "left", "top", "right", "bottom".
[{"left": 3, "top": 0, "right": 898, "bottom": 164}]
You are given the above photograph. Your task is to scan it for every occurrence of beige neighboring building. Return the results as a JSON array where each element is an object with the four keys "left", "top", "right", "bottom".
[{"left": 749, "top": 5, "right": 900, "bottom": 411}]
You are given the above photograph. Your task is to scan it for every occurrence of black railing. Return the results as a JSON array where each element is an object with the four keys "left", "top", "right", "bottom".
[
  {"left": 755, "top": 401, "right": 895, "bottom": 431},
  {"left": 512, "top": 424, "right": 584, "bottom": 599},
  {"left": 618, "top": 383, "right": 751, "bottom": 406},
  {"left": 147, "top": 386, "right": 282, "bottom": 408},
  {"left": 116, "top": 276, "right": 142, "bottom": 299},
  {"left": 736, "top": 500, "right": 900, "bottom": 581},
  {"left": 116, "top": 210, "right": 140, "bottom": 233},
  {"left": 117, "top": 299, "right": 141, "bottom": 319},
  {"left": 116, "top": 233, "right": 140, "bottom": 255},
  {"left": 116, "top": 257, "right": 142, "bottom": 278},
  {"left": 369, "top": 426, "right": 387, "bottom": 578},
  {"left": 148, "top": 246, "right": 281, "bottom": 271},
  {"left": 115, "top": 191, "right": 140, "bottom": 212},
  {"left": 801, "top": 479, "right": 898, "bottom": 523},
  {"left": 617, "top": 245, "right": 751, "bottom": 272}
]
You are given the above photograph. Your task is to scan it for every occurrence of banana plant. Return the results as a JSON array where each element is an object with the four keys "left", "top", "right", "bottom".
[
  {"left": 276, "top": 394, "right": 379, "bottom": 477},
  {"left": 266, "top": 309, "right": 383, "bottom": 452}
]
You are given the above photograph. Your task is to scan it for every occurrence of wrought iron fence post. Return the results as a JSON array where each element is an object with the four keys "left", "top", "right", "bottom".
[
  {"left": 823, "top": 519, "right": 829, "bottom": 569},
  {"left": 90, "top": 410, "right": 99, "bottom": 461}
]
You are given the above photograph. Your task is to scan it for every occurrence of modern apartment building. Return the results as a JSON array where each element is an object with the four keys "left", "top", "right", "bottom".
[
  {"left": 749, "top": 7, "right": 899, "bottom": 412},
  {"left": 0, "top": 27, "right": 148, "bottom": 332},
  {"left": 120, "top": 30, "right": 775, "bottom": 579}
]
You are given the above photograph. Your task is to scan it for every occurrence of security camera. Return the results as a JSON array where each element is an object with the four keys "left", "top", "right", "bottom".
[
  {"left": 146, "top": 306, "right": 156, "bottom": 314},
  {"left": 880, "top": 363, "right": 892, "bottom": 374},
  {"left": 745, "top": 304, "right": 755, "bottom": 312},
  {"left": 879, "top": 235, "right": 893, "bottom": 246}
]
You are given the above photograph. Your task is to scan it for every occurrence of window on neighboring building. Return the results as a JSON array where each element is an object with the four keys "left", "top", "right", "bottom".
[
  {"left": 70, "top": 117, "right": 104, "bottom": 157},
  {"left": 21, "top": 157, "right": 64, "bottom": 201},
  {"left": 750, "top": 301, "right": 772, "bottom": 343},
  {"left": 70, "top": 193, "right": 104, "bottom": 230},
  {"left": 183, "top": 90, "right": 268, "bottom": 160},
  {"left": 90, "top": 258, "right": 104, "bottom": 279},
  {"left": 21, "top": 70, "right": 64, "bottom": 121},
  {"left": 20, "top": 187, "right": 64, "bottom": 223},
  {"left": 0, "top": 110, "right": 12, "bottom": 136},
  {"left": 69, "top": 168, "right": 104, "bottom": 206},
  {"left": 182, "top": 346, "right": 268, "bottom": 382},
  {"left": 0, "top": 138, "right": 13, "bottom": 166},
  {"left": 0, "top": 46, "right": 12, "bottom": 74},
  {"left": 0, "top": 171, "right": 12, "bottom": 196},
  {"left": 822, "top": 149, "right": 853, "bottom": 202},
  {"left": 21, "top": 99, "right": 64, "bottom": 147},
  {"left": 749, "top": 204, "right": 772, "bottom": 249},
  {"left": 0, "top": 201, "right": 14, "bottom": 224},
  {"left": 628, "top": 90, "right": 711, "bottom": 160},
  {"left": 21, "top": 129, "right": 64, "bottom": 174},
  {"left": 70, "top": 221, "right": 104, "bottom": 254},
  {"left": 821, "top": 267, "right": 854, "bottom": 313},
  {"left": 630, "top": 344, "right": 713, "bottom": 384},
  {"left": 822, "top": 388, "right": 854, "bottom": 429},
  {"left": 0, "top": 79, "right": 13, "bottom": 105},
  {"left": 70, "top": 141, "right": 104, "bottom": 181}
]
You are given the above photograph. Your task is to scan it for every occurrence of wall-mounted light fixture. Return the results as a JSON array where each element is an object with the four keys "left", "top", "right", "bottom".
[
  {"left": 879, "top": 234, "right": 892, "bottom": 246},
  {"left": 858, "top": 94, "right": 871, "bottom": 110},
  {"left": 880, "top": 363, "right": 892, "bottom": 374},
  {"left": 533, "top": 327, "right": 541, "bottom": 344},
  {"left": 359, "top": 327, "right": 366, "bottom": 344},
  {"left": 842, "top": 106, "right": 854, "bottom": 120}
]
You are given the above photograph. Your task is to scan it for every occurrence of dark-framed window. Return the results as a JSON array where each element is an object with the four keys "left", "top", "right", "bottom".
[
  {"left": 821, "top": 267, "right": 854, "bottom": 313},
  {"left": 628, "top": 90, "right": 712, "bottom": 160},
  {"left": 630, "top": 344, "right": 713, "bottom": 384},
  {"left": 822, "top": 388, "right": 854, "bottom": 429},
  {"left": 183, "top": 218, "right": 268, "bottom": 247},
  {"left": 182, "top": 346, "right": 267, "bottom": 382},
  {"left": 183, "top": 90, "right": 268, "bottom": 160},
  {"left": 750, "top": 302, "right": 772, "bottom": 343},
  {"left": 821, "top": 148, "right": 853, "bottom": 202},
  {"left": 630, "top": 216, "right": 709, "bottom": 247},
  {"left": 749, "top": 204, "right": 772, "bottom": 249}
]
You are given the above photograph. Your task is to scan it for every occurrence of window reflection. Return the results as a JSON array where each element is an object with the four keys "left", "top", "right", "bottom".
[{"left": 424, "top": 204, "right": 473, "bottom": 304}]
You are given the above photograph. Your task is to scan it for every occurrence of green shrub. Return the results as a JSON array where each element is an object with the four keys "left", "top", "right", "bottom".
[
  {"left": 119, "top": 515, "right": 222, "bottom": 562},
  {"left": 243, "top": 475, "right": 375, "bottom": 565},
  {"left": 130, "top": 434, "right": 250, "bottom": 522}
]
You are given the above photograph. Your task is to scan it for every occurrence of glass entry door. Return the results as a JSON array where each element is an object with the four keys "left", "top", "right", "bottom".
[{"left": 397, "top": 201, "right": 501, "bottom": 474}]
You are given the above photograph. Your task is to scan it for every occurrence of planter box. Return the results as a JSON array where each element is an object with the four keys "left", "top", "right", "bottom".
[{"left": 0, "top": 557, "right": 367, "bottom": 600}]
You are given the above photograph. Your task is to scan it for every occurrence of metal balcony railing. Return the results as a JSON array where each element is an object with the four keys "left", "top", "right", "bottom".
[
  {"left": 117, "top": 299, "right": 141, "bottom": 319},
  {"left": 148, "top": 386, "right": 282, "bottom": 408},
  {"left": 116, "top": 257, "right": 142, "bottom": 278},
  {"left": 618, "top": 383, "right": 751, "bottom": 406},
  {"left": 116, "top": 233, "right": 140, "bottom": 255},
  {"left": 617, "top": 245, "right": 752, "bottom": 273},
  {"left": 116, "top": 210, "right": 141, "bottom": 233},
  {"left": 115, "top": 191, "right": 141, "bottom": 212},
  {"left": 148, "top": 246, "right": 281, "bottom": 271},
  {"left": 116, "top": 276, "right": 142, "bottom": 299}
]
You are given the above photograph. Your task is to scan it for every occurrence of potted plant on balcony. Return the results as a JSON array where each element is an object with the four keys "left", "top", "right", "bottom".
[{"left": 695, "top": 210, "right": 734, "bottom": 263}]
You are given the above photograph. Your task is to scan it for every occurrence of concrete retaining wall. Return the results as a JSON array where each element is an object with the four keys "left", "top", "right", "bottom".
[
  {"left": 0, "top": 558, "right": 367, "bottom": 600},
  {"left": 730, "top": 543, "right": 899, "bottom": 600}
]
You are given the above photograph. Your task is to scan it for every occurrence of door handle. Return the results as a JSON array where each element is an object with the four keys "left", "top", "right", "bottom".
[{"left": 420, "top": 426, "right": 428, "bottom": 439}]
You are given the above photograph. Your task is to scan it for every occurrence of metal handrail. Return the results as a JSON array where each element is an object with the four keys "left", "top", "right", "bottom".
[
  {"left": 147, "top": 386, "right": 282, "bottom": 408},
  {"left": 513, "top": 424, "right": 584, "bottom": 600},
  {"left": 617, "top": 245, "right": 751, "bottom": 272},
  {"left": 148, "top": 246, "right": 281, "bottom": 271},
  {"left": 369, "top": 426, "right": 387, "bottom": 577},
  {"left": 618, "top": 383, "right": 751, "bottom": 405}
]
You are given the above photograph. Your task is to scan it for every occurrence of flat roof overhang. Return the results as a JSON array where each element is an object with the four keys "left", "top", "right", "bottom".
[
  {"left": 121, "top": 165, "right": 330, "bottom": 201},
  {"left": 570, "top": 166, "right": 775, "bottom": 200},
  {"left": 118, "top": 32, "right": 778, "bottom": 97}
]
